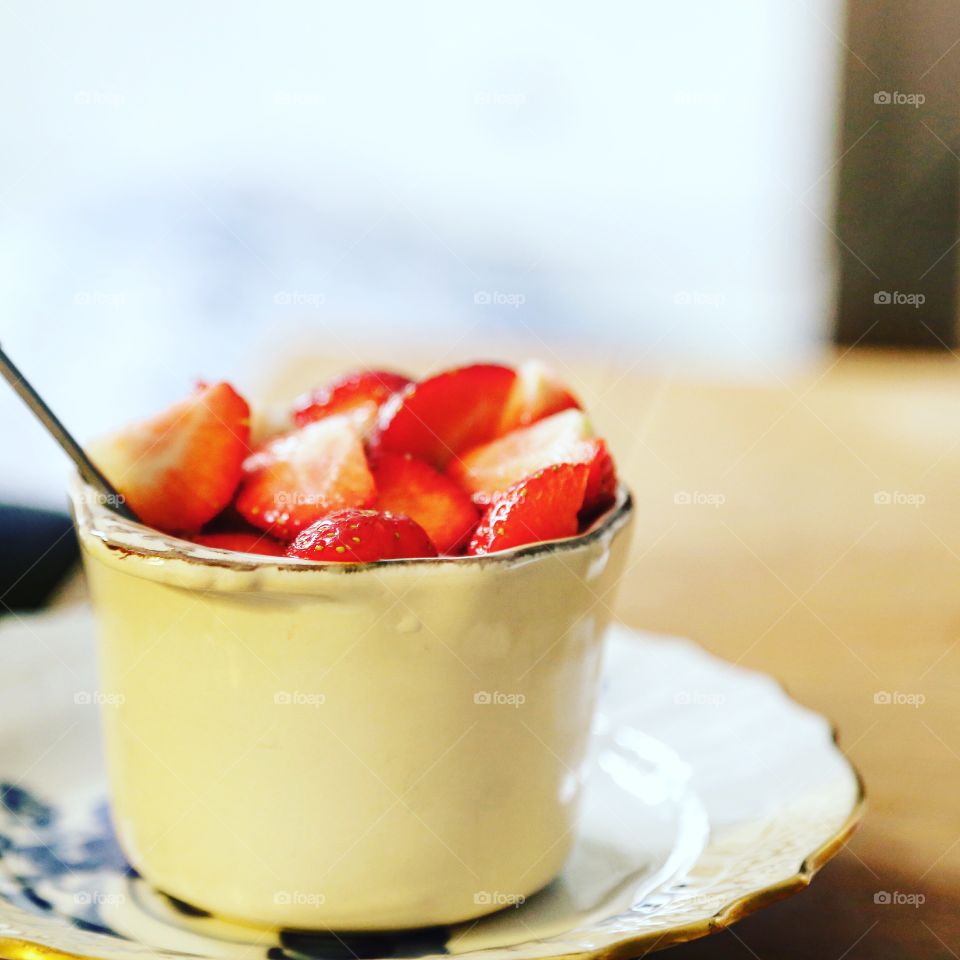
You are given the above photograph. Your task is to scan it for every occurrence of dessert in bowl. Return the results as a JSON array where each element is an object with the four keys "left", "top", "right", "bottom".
[{"left": 72, "top": 361, "right": 634, "bottom": 930}]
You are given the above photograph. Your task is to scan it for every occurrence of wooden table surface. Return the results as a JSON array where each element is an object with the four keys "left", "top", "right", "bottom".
[{"left": 264, "top": 346, "right": 960, "bottom": 958}]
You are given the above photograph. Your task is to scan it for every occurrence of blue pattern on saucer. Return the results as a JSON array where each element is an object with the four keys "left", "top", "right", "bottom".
[{"left": 0, "top": 783, "right": 449, "bottom": 959}]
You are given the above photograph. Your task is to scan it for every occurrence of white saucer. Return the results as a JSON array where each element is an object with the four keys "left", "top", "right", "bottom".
[{"left": 0, "top": 607, "right": 861, "bottom": 959}]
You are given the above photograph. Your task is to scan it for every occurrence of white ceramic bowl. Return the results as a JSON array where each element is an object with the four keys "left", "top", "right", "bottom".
[{"left": 70, "top": 481, "right": 633, "bottom": 931}]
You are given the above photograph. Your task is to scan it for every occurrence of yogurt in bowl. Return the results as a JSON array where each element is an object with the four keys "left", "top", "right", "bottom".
[{"left": 71, "top": 480, "right": 634, "bottom": 930}]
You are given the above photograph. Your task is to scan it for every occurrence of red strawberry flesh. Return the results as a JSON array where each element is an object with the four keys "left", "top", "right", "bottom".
[
  {"left": 450, "top": 408, "right": 594, "bottom": 500},
  {"left": 498, "top": 360, "right": 581, "bottom": 434},
  {"left": 372, "top": 452, "right": 479, "bottom": 554},
  {"left": 89, "top": 382, "right": 250, "bottom": 534},
  {"left": 467, "top": 462, "right": 589, "bottom": 555},
  {"left": 286, "top": 509, "right": 437, "bottom": 562},
  {"left": 293, "top": 369, "right": 411, "bottom": 428},
  {"left": 581, "top": 438, "right": 618, "bottom": 519},
  {"left": 236, "top": 415, "right": 376, "bottom": 540},
  {"left": 192, "top": 531, "right": 286, "bottom": 557},
  {"left": 375, "top": 364, "right": 516, "bottom": 469}
]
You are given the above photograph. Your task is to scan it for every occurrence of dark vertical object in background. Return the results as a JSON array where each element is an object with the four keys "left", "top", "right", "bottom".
[
  {"left": 0, "top": 506, "right": 78, "bottom": 611},
  {"left": 836, "top": 0, "right": 960, "bottom": 348}
]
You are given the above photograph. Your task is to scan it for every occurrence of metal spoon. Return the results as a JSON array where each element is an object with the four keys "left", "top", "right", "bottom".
[{"left": 0, "top": 345, "right": 140, "bottom": 522}]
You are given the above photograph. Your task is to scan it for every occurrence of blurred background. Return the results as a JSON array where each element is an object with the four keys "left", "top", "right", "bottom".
[
  {"left": 0, "top": 0, "right": 846, "bottom": 506},
  {"left": 3, "top": 3, "right": 960, "bottom": 957}
]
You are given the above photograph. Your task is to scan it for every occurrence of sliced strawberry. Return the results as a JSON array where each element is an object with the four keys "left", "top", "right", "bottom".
[
  {"left": 89, "top": 382, "right": 250, "bottom": 534},
  {"left": 192, "top": 531, "right": 286, "bottom": 557},
  {"left": 372, "top": 452, "right": 479, "bottom": 554},
  {"left": 286, "top": 509, "right": 437, "bottom": 562},
  {"left": 292, "top": 370, "right": 411, "bottom": 429},
  {"left": 374, "top": 364, "right": 517, "bottom": 469},
  {"left": 467, "top": 463, "right": 589, "bottom": 555},
  {"left": 450, "top": 409, "right": 594, "bottom": 500},
  {"left": 581, "top": 438, "right": 618, "bottom": 519},
  {"left": 498, "top": 360, "right": 581, "bottom": 434},
  {"left": 235, "top": 415, "right": 376, "bottom": 539}
]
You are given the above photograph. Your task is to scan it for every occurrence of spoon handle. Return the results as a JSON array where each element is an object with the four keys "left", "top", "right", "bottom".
[{"left": 0, "top": 346, "right": 140, "bottom": 522}]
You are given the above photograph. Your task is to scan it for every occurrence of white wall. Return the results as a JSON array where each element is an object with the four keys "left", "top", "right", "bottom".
[{"left": 0, "top": 0, "right": 844, "bottom": 505}]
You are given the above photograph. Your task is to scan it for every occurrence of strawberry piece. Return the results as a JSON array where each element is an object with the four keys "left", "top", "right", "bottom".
[
  {"left": 372, "top": 452, "right": 479, "bottom": 554},
  {"left": 292, "top": 370, "right": 411, "bottom": 429},
  {"left": 374, "top": 364, "right": 517, "bottom": 469},
  {"left": 89, "top": 382, "right": 250, "bottom": 534},
  {"left": 498, "top": 360, "right": 581, "bottom": 434},
  {"left": 450, "top": 409, "right": 594, "bottom": 501},
  {"left": 235, "top": 415, "right": 376, "bottom": 539},
  {"left": 192, "top": 531, "right": 286, "bottom": 557},
  {"left": 581, "top": 438, "right": 618, "bottom": 519},
  {"left": 467, "top": 463, "right": 589, "bottom": 555},
  {"left": 286, "top": 509, "right": 437, "bottom": 562}
]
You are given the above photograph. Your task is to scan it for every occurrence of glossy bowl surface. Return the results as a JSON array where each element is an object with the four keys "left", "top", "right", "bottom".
[{"left": 71, "top": 481, "right": 635, "bottom": 929}]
